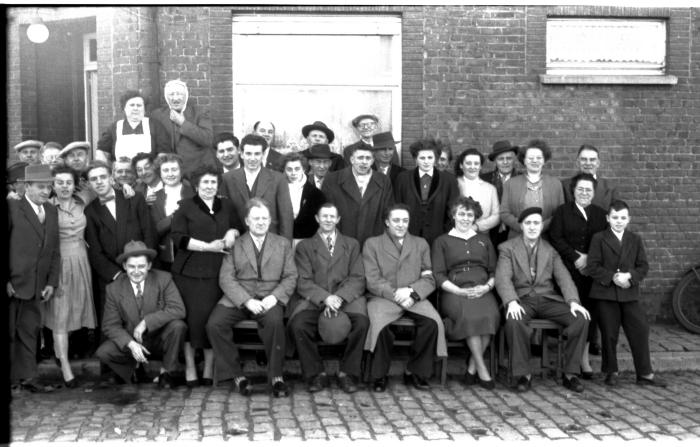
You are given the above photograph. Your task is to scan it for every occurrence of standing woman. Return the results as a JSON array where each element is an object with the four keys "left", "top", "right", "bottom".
[
  {"left": 432, "top": 197, "right": 500, "bottom": 389},
  {"left": 281, "top": 152, "right": 326, "bottom": 247},
  {"left": 45, "top": 166, "right": 97, "bottom": 387},
  {"left": 500, "top": 139, "right": 564, "bottom": 239},
  {"left": 454, "top": 148, "right": 500, "bottom": 234},
  {"left": 150, "top": 154, "right": 195, "bottom": 271},
  {"left": 171, "top": 165, "right": 244, "bottom": 387}
]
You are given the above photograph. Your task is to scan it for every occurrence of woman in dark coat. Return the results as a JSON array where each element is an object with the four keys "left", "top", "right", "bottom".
[
  {"left": 281, "top": 153, "right": 326, "bottom": 246},
  {"left": 171, "top": 165, "right": 244, "bottom": 387}
]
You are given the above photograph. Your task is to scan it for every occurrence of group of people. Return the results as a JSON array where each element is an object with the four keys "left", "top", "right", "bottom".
[{"left": 8, "top": 79, "right": 665, "bottom": 397}]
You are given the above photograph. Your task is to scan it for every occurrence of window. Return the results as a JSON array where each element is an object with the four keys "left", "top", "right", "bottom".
[
  {"left": 541, "top": 18, "right": 677, "bottom": 84},
  {"left": 83, "top": 33, "right": 98, "bottom": 151},
  {"left": 232, "top": 15, "right": 402, "bottom": 154}
]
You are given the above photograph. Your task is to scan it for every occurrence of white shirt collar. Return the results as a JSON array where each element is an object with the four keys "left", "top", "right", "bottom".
[
  {"left": 418, "top": 167, "right": 434, "bottom": 178},
  {"left": 575, "top": 202, "right": 588, "bottom": 220},
  {"left": 612, "top": 229, "right": 624, "bottom": 241}
]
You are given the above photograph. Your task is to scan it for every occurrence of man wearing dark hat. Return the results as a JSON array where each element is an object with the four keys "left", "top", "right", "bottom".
[
  {"left": 495, "top": 207, "right": 590, "bottom": 394},
  {"left": 96, "top": 241, "right": 187, "bottom": 388},
  {"left": 300, "top": 121, "right": 345, "bottom": 172},
  {"left": 6, "top": 161, "right": 29, "bottom": 200},
  {"left": 8, "top": 164, "right": 60, "bottom": 392},
  {"left": 14, "top": 140, "right": 43, "bottom": 165},
  {"left": 321, "top": 141, "right": 394, "bottom": 246},
  {"left": 253, "top": 120, "right": 284, "bottom": 171},
  {"left": 343, "top": 114, "right": 399, "bottom": 166},
  {"left": 306, "top": 143, "right": 334, "bottom": 189},
  {"left": 287, "top": 203, "right": 369, "bottom": 394},
  {"left": 372, "top": 131, "right": 406, "bottom": 188},
  {"left": 480, "top": 140, "right": 522, "bottom": 248}
]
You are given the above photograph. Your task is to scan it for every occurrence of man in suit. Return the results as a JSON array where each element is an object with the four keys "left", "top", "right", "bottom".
[
  {"left": 363, "top": 204, "right": 446, "bottom": 392},
  {"left": 214, "top": 132, "right": 241, "bottom": 173},
  {"left": 220, "top": 134, "right": 294, "bottom": 240},
  {"left": 306, "top": 143, "right": 334, "bottom": 189},
  {"left": 343, "top": 114, "right": 399, "bottom": 167},
  {"left": 96, "top": 241, "right": 187, "bottom": 388},
  {"left": 495, "top": 207, "right": 590, "bottom": 393},
  {"left": 371, "top": 131, "right": 405, "bottom": 188},
  {"left": 150, "top": 79, "right": 215, "bottom": 178},
  {"left": 132, "top": 152, "right": 163, "bottom": 205},
  {"left": 299, "top": 121, "right": 345, "bottom": 172},
  {"left": 84, "top": 161, "right": 156, "bottom": 330},
  {"left": 480, "top": 140, "right": 522, "bottom": 249},
  {"left": 562, "top": 144, "right": 619, "bottom": 211},
  {"left": 253, "top": 120, "right": 284, "bottom": 171},
  {"left": 207, "top": 198, "right": 298, "bottom": 397},
  {"left": 394, "top": 137, "right": 459, "bottom": 246},
  {"left": 287, "top": 203, "right": 369, "bottom": 393},
  {"left": 58, "top": 141, "right": 95, "bottom": 205},
  {"left": 321, "top": 142, "right": 394, "bottom": 246},
  {"left": 8, "top": 165, "right": 61, "bottom": 392}
]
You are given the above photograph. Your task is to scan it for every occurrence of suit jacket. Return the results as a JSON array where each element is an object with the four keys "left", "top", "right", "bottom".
[
  {"left": 150, "top": 104, "right": 215, "bottom": 179},
  {"left": 586, "top": 229, "right": 649, "bottom": 302},
  {"left": 500, "top": 174, "right": 564, "bottom": 237},
  {"left": 102, "top": 269, "right": 186, "bottom": 350},
  {"left": 495, "top": 236, "right": 580, "bottom": 306},
  {"left": 393, "top": 168, "right": 459, "bottom": 246},
  {"left": 372, "top": 162, "right": 405, "bottom": 188},
  {"left": 265, "top": 148, "right": 284, "bottom": 172},
  {"left": 292, "top": 182, "right": 326, "bottom": 239},
  {"left": 480, "top": 169, "right": 522, "bottom": 200},
  {"left": 8, "top": 197, "right": 61, "bottom": 300},
  {"left": 170, "top": 195, "right": 244, "bottom": 278},
  {"left": 321, "top": 168, "right": 395, "bottom": 246},
  {"left": 150, "top": 182, "right": 196, "bottom": 263},
  {"left": 562, "top": 175, "right": 619, "bottom": 211},
  {"left": 362, "top": 232, "right": 446, "bottom": 356},
  {"left": 549, "top": 201, "right": 608, "bottom": 274},
  {"left": 301, "top": 148, "right": 346, "bottom": 173},
  {"left": 85, "top": 189, "right": 156, "bottom": 283},
  {"left": 218, "top": 232, "right": 298, "bottom": 308},
  {"left": 220, "top": 167, "right": 294, "bottom": 240},
  {"left": 290, "top": 231, "right": 367, "bottom": 318}
]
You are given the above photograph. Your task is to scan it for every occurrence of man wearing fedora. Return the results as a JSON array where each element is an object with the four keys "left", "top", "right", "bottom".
[
  {"left": 253, "top": 120, "right": 284, "bottom": 171},
  {"left": 305, "top": 143, "right": 334, "bottom": 189},
  {"left": 480, "top": 140, "right": 522, "bottom": 249},
  {"left": 96, "top": 241, "right": 187, "bottom": 388},
  {"left": 300, "top": 121, "right": 345, "bottom": 172},
  {"left": 371, "top": 131, "right": 405, "bottom": 188},
  {"left": 6, "top": 161, "right": 29, "bottom": 200},
  {"left": 287, "top": 203, "right": 369, "bottom": 394},
  {"left": 343, "top": 114, "right": 400, "bottom": 167},
  {"left": 8, "top": 164, "right": 60, "bottom": 392},
  {"left": 14, "top": 139, "right": 43, "bottom": 165}
]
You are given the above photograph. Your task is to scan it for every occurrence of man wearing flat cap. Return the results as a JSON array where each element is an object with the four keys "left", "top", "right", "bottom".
[
  {"left": 480, "top": 140, "right": 522, "bottom": 249},
  {"left": 343, "top": 114, "right": 400, "bottom": 167},
  {"left": 371, "top": 131, "right": 405, "bottom": 188},
  {"left": 59, "top": 141, "right": 96, "bottom": 204},
  {"left": 8, "top": 164, "right": 60, "bottom": 392},
  {"left": 300, "top": 121, "right": 345, "bottom": 172},
  {"left": 14, "top": 140, "right": 43, "bottom": 165},
  {"left": 287, "top": 203, "right": 369, "bottom": 394},
  {"left": 495, "top": 207, "right": 590, "bottom": 394},
  {"left": 96, "top": 240, "right": 187, "bottom": 388}
]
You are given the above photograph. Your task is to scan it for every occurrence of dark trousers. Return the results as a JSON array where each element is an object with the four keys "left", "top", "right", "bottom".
[
  {"left": 572, "top": 271, "right": 599, "bottom": 346},
  {"left": 504, "top": 295, "right": 589, "bottom": 377},
  {"left": 9, "top": 297, "right": 42, "bottom": 382},
  {"left": 595, "top": 300, "right": 652, "bottom": 375},
  {"left": 96, "top": 319, "right": 187, "bottom": 383},
  {"left": 369, "top": 311, "right": 438, "bottom": 381},
  {"left": 287, "top": 309, "right": 369, "bottom": 379},
  {"left": 206, "top": 303, "right": 286, "bottom": 383}
]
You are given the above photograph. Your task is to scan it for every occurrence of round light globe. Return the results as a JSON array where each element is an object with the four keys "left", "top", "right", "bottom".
[{"left": 27, "top": 18, "right": 49, "bottom": 44}]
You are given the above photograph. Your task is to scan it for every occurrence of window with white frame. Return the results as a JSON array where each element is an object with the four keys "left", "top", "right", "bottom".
[
  {"left": 545, "top": 18, "right": 668, "bottom": 76},
  {"left": 232, "top": 15, "right": 401, "bottom": 155}
]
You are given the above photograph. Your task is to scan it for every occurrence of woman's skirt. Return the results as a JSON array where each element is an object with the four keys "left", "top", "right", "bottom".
[{"left": 173, "top": 274, "right": 221, "bottom": 349}]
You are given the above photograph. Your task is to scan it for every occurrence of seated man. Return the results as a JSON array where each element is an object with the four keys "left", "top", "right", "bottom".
[
  {"left": 363, "top": 204, "right": 446, "bottom": 392},
  {"left": 207, "top": 198, "right": 298, "bottom": 397},
  {"left": 96, "top": 241, "right": 187, "bottom": 388},
  {"left": 495, "top": 207, "right": 590, "bottom": 393},
  {"left": 287, "top": 203, "right": 369, "bottom": 394}
]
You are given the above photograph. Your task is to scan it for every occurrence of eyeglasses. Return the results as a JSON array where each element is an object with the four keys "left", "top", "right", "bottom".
[
  {"left": 357, "top": 122, "right": 377, "bottom": 129},
  {"left": 575, "top": 187, "right": 594, "bottom": 193}
]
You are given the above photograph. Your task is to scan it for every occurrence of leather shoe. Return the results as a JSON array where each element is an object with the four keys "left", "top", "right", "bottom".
[
  {"left": 307, "top": 374, "right": 327, "bottom": 393},
  {"left": 604, "top": 373, "right": 618, "bottom": 386},
  {"left": 637, "top": 375, "right": 667, "bottom": 388},
  {"left": 64, "top": 378, "right": 80, "bottom": 389},
  {"left": 403, "top": 372, "right": 430, "bottom": 390},
  {"left": 580, "top": 368, "right": 594, "bottom": 380},
  {"left": 515, "top": 376, "right": 531, "bottom": 393},
  {"left": 373, "top": 377, "right": 388, "bottom": 392},
  {"left": 562, "top": 375, "right": 584, "bottom": 393},
  {"left": 158, "top": 372, "right": 173, "bottom": 389},
  {"left": 478, "top": 377, "right": 495, "bottom": 390},
  {"left": 464, "top": 371, "right": 477, "bottom": 386},
  {"left": 271, "top": 380, "right": 289, "bottom": 398},
  {"left": 337, "top": 374, "right": 358, "bottom": 394},
  {"left": 19, "top": 380, "right": 54, "bottom": 393},
  {"left": 186, "top": 379, "right": 199, "bottom": 388},
  {"left": 200, "top": 378, "right": 213, "bottom": 387},
  {"left": 588, "top": 343, "right": 601, "bottom": 356},
  {"left": 132, "top": 365, "right": 150, "bottom": 384},
  {"left": 236, "top": 377, "right": 253, "bottom": 396}
]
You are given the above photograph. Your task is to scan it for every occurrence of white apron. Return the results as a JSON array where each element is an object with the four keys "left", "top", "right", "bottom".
[{"left": 114, "top": 118, "right": 152, "bottom": 160}]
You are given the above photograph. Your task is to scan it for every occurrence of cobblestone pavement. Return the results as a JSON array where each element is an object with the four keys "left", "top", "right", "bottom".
[{"left": 9, "top": 370, "right": 700, "bottom": 443}]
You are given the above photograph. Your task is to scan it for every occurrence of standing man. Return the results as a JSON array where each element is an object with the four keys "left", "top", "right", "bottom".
[
  {"left": 151, "top": 79, "right": 215, "bottom": 178},
  {"left": 96, "top": 241, "right": 187, "bottom": 388},
  {"left": 300, "top": 120, "right": 345, "bottom": 172},
  {"left": 131, "top": 152, "right": 163, "bottom": 205},
  {"left": 214, "top": 132, "right": 241, "bottom": 173},
  {"left": 220, "top": 134, "right": 294, "bottom": 240},
  {"left": 306, "top": 144, "right": 334, "bottom": 189},
  {"left": 343, "top": 114, "right": 400, "bottom": 166},
  {"left": 113, "top": 156, "right": 137, "bottom": 188},
  {"left": 322, "top": 143, "right": 394, "bottom": 246},
  {"left": 495, "top": 207, "right": 590, "bottom": 393},
  {"left": 253, "top": 120, "right": 284, "bottom": 171},
  {"left": 13, "top": 140, "right": 43, "bottom": 165},
  {"left": 207, "top": 199, "right": 297, "bottom": 397},
  {"left": 371, "top": 132, "right": 405, "bottom": 188},
  {"left": 480, "top": 140, "right": 522, "bottom": 249},
  {"left": 8, "top": 165, "right": 60, "bottom": 392},
  {"left": 59, "top": 141, "right": 95, "bottom": 204},
  {"left": 287, "top": 203, "right": 369, "bottom": 393},
  {"left": 363, "top": 204, "right": 446, "bottom": 392},
  {"left": 562, "top": 144, "right": 619, "bottom": 211}
]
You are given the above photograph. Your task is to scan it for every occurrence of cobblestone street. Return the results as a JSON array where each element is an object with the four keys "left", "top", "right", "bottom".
[{"left": 10, "top": 369, "right": 700, "bottom": 443}]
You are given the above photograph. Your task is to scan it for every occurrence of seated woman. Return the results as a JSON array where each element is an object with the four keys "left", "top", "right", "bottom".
[{"left": 432, "top": 196, "right": 500, "bottom": 389}]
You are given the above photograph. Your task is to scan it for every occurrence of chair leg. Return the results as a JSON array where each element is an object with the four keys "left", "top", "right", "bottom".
[
  {"left": 541, "top": 329, "right": 549, "bottom": 378},
  {"left": 556, "top": 330, "right": 563, "bottom": 381},
  {"left": 441, "top": 357, "right": 447, "bottom": 386}
]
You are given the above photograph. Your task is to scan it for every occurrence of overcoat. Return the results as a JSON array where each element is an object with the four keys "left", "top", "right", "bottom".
[
  {"left": 362, "top": 232, "right": 446, "bottom": 356},
  {"left": 372, "top": 162, "right": 405, "bottom": 188},
  {"left": 150, "top": 182, "right": 196, "bottom": 263},
  {"left": 562, "top": 176, "right": 619, "bottom": 211},
  {"left": 292, "top": 182, "right": 326, "bottom": 239}
]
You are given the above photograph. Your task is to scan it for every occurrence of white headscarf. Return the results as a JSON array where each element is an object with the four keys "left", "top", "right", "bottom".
[{"left": 164, "top": 79, "right": 189, "bottom": 113}]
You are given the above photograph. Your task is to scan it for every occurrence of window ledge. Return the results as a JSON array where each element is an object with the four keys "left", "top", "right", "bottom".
[{"left": 539, "top": 74, "right": 678, "bottom": 85}]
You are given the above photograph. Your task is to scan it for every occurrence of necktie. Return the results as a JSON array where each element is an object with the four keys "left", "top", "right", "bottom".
[
  {"left": 100, "top": 194, "right": 116, "bottom": 205},
  {"left": 37, "top": 205, "right": 45, "bottom": 224},
  {"left": 327, "top": 235, "right": 334, "bottom": 256},
  {"left": 420, "top": 173, "right": 431, "bottom": 201},
  {"left": 136, "top": 282, "right": 143, "bottom": 300}
]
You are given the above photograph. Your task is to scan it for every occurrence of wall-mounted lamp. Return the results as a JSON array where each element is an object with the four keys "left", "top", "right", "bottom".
[{"left": 27, "top": 16, "right": 49, "bottom": 44}]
